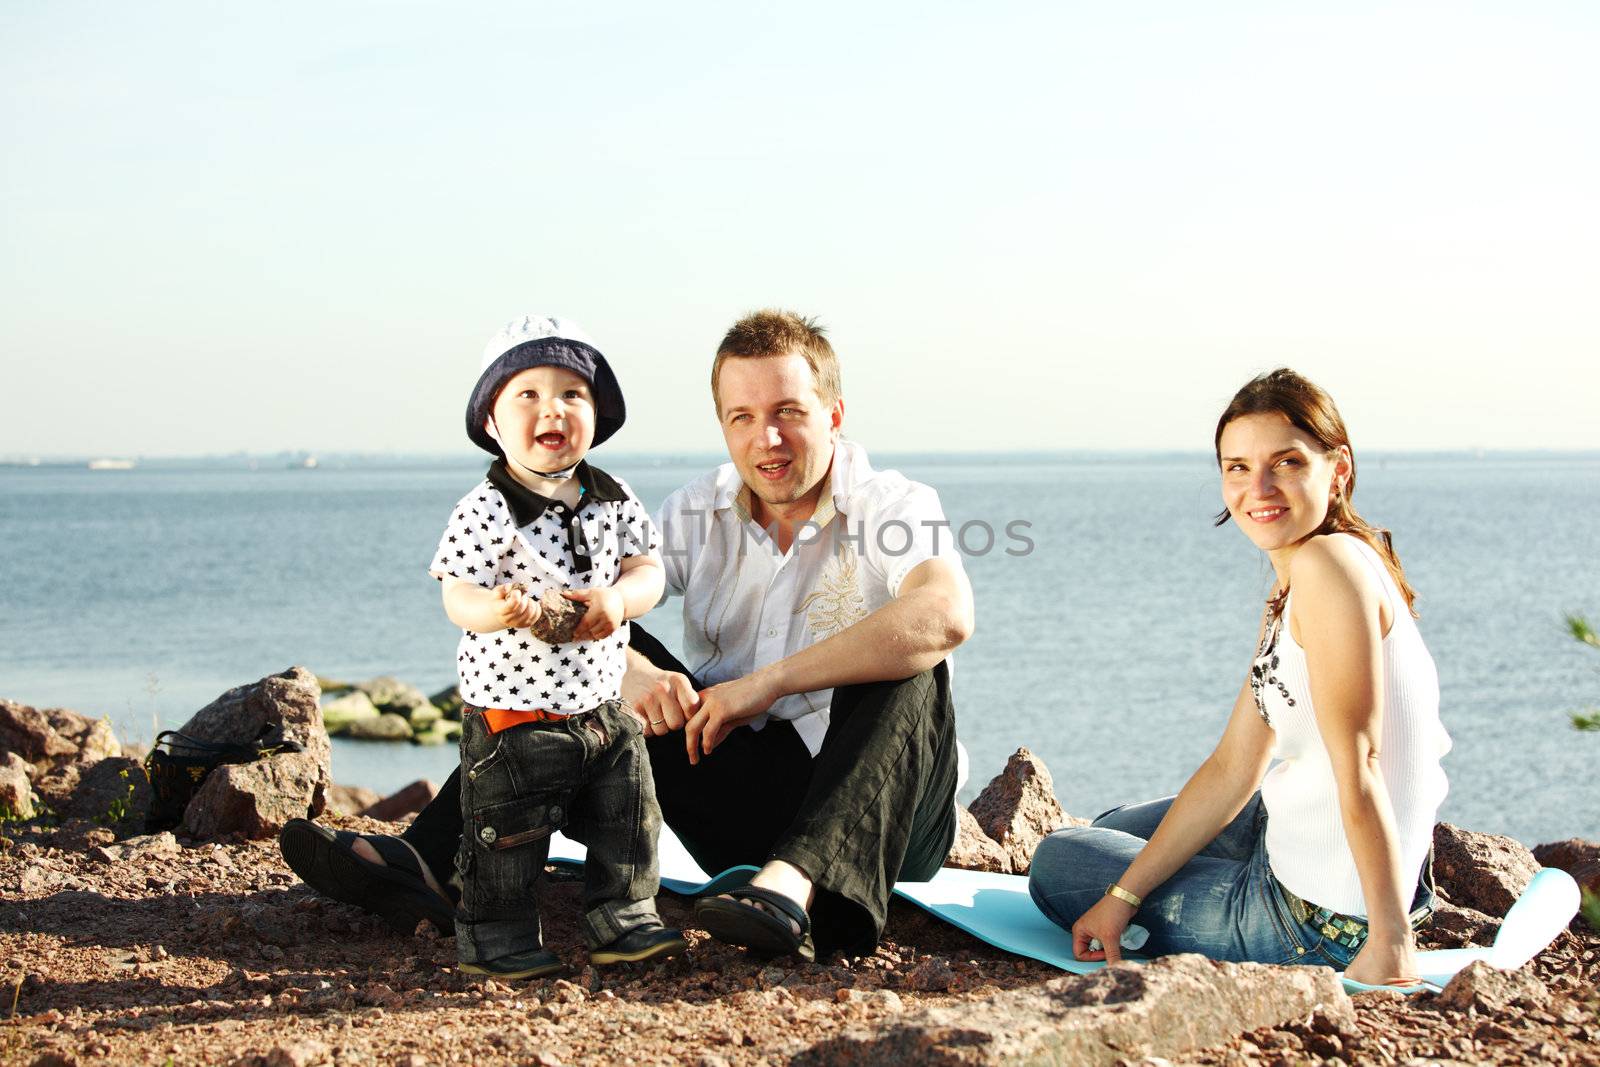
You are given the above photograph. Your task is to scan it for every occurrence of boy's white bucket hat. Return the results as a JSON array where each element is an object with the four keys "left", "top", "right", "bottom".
[{"left": 465, "top": 314, "right": 626, "bottom": 456}]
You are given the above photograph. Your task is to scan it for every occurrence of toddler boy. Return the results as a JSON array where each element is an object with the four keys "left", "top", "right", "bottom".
[{"left": 430, "top": 314, "right": 684, "bottom": 978}]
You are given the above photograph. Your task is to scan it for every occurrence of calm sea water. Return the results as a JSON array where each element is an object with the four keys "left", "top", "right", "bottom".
[{"left": 2, "top": 453, "right": 1597, "bottom": 847}]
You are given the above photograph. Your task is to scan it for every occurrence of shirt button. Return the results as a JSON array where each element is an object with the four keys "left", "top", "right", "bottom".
[{"left": 767, "top": 628, "right": 777, "bottom": 638}]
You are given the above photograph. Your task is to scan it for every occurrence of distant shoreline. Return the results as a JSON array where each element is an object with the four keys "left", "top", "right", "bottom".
[{"left": 5, "top": 448, "right": 1600, "bottom": 471}]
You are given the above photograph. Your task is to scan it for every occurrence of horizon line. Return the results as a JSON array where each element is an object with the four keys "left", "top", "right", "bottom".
[{"left": 6, "top": 445, "right": 1600, "bottom": 465}]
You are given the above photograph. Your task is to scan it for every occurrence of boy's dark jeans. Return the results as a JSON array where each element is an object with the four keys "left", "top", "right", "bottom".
[
  {"left": 455, "top": 700, "right": 663, "bottom": 965},
  {"left": 412, "top": 625, "right": 958, "bottom": 960}
]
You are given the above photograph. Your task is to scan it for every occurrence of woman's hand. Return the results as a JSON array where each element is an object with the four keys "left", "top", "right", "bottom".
[
  {"left": 1342, "top": 931, "right": 1423, "bottom": 988},
  {"left": 622, "top": 656, "right": 699, "bottom": 737},
  {"left": 1072, "top": 894, "right": 1137, "bottom": 963}
]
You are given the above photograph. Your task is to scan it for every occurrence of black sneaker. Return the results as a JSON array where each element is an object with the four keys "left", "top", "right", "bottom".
[
  {"left": 458, "top": 947, "right": 564, "bottom": 980},
  {"left": 590, "top": 925, "right": 688, "bottom": 965}
]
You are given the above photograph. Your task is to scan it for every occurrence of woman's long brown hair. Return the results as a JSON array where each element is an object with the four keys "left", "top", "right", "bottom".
[{"left": 1214, "top": 368, "right": 1419, "bottom": 616}]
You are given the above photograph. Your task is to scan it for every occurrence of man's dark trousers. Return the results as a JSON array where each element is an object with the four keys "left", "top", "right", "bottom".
[{"left": 404, "top": 624, "right": 960, "bottom": 957}]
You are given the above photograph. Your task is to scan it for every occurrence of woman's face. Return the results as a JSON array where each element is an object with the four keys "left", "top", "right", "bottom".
[{"left": 1218, "top": 412, "right": 1351, "bottom": 556}]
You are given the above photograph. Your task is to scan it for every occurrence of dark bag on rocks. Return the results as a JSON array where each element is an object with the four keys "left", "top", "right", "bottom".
[{"left": 144, "top": 726, "right": 303, "bottom": 832}]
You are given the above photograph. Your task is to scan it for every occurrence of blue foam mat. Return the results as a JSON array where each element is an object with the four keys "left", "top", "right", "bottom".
[{"left": 548, "top": 830, "right": 1579, "bottom": 995}]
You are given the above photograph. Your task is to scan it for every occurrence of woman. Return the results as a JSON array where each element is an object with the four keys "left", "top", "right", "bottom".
[{"left": 1028, "top": 368, "right": 1450, "bottom": 987}]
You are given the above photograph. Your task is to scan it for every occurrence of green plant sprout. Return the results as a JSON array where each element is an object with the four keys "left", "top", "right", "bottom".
[
  {"left": 1580, "top": 888, "right": 1600, "bottom": 934},
  {"left": 1565, "top": 614, "right": 1600, "bottom": 732},
  {"left": 99, "top": 768, "right": 139, "bottom": 826}
]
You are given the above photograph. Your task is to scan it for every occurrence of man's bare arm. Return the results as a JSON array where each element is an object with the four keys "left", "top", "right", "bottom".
[
  {"left": 683, "top": 557, "right": 974, "bottom": 762},
  {"left": 773, "top": 557, "right": 973, "bottom": 694}
]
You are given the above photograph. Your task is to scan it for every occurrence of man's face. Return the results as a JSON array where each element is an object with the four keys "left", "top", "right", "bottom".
[{"left": 716, "top": 351, "right": 843, "bottom": 521}]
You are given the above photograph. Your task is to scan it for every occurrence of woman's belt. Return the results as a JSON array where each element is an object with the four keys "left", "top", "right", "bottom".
[{"left": 1276, "top": 879, "right": 1434, "bottom": 951}]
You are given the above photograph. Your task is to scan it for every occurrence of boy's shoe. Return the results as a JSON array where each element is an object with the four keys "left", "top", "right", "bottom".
[
  {"left": 458, "top": 948, "right": 565, "bottom": 980},
  {"left": 590, "top": 925, "right": 688, "bottom": 966}
]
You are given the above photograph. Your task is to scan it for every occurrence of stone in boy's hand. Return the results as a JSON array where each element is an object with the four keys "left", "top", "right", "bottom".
[
  {"left": 525, "top": 586, "right": 588, "bottom": 644},
  {"left": 492, "top": 583, "right": 542, "bottom": 631},
  {"left": 563, "top": 586, "right": 624, "bottom": 643}
]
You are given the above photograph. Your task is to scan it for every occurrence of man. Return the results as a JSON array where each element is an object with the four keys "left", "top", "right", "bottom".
[{"left": 282, "top": 309, "right": 974, "bottom": 959}]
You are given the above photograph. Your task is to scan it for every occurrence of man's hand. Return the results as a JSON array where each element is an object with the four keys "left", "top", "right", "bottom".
[
  {"left": 684, "top": 671, "right": 780, "bottom": 765},
  {"left": 622, "top": 657, "right": 699, "bottom": 737},
  {"left": 565, "top": 587, "right": 624, "bottom": 642},
  {"left": 1071, "top": 894, "right": 1136, "bottom": 964},
  {"left": 491, "top": 583, "right": 541, "bottom": 630}
]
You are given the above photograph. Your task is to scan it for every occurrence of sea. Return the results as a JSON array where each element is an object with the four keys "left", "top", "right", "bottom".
[{"left": 3, "top": 452, "right": 1597, "bottom": 848}]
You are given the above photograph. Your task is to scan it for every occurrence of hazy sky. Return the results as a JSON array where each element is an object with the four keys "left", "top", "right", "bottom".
[{"left": 3, "top": 2, "right": 1596, "bottom": 457}]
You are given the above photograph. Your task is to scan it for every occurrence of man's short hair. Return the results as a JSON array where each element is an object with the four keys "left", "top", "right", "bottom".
[{"left": 711, "top": 309, "right": 842, "bottom": 413}]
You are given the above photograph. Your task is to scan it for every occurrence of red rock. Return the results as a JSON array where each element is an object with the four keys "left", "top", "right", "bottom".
[
  {"left": 41, "top": 707, "right": 120, "bottom": 766},
  {"left": 327, "top": 783, "right": 382, "bottom": 816},
  {"left": 0, "top": 751, "right": 36, "bottom": 820},
  {"left": 1433, "top": 823, "right": 1541, "bottom": 917},
  {"left": 229, "top": 1039, "right": 330, "bottom": 1067},
  {"left": 0, "top": 699, "right": 78, "bottom": 774},
  {"left": 1436, "top": 960, "right": 1551, "bottom": 1013},
  {"left": 104, "top": 831, "right": 181, "bottom": 861},
  {"left": 943, "top": 806, "right": 1012, "bottom": 874},
  {"left": 966, "top": 748, "right": 1086, "bottom": 875},
  {"left": 1422, "top": 900, "right": 1502, "bottom": 949},
  {"left": 182, "top": 756, "right": 329, "bottom": 841},
  {"left": 175, "top": 667, "right": 331, "bottom": 841},
  {"left": 1532, "top": 838, "right": 1600, "bottom": 896},
  {"left": 903, "top": 957, "right": 958, "bottom": 992},
  {"left": 28, "top": 1052, "right": 80, "bottom": 1067},
  {"left": 528, "top": 586, "right": 587, "bottom": 645},
  {"left": 46, "top": 819, "right": 115, "bottom": 852},
  {"left": 57, "top": 756, "right": 153, "bottom": 834},
  {"left": 30, "top": 762, "right": 83, "bottom": 813},
  {"left": 360, "top": 779, "right": 439, "bottom": 822},
  {"left": 797, "top": 954, "right": 1353, "bottom": 1066}
]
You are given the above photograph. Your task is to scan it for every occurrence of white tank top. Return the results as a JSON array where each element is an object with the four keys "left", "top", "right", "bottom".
[{"left": 1256, "top": 534, "right": 1451, "bottom": 916}]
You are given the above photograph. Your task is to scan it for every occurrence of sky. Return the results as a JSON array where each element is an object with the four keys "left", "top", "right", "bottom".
[{"left": 2, "top": 1, "right": 1597, "bottom": 458}]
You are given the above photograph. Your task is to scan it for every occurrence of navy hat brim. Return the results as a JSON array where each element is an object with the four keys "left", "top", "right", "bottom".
[{"left": 466, "top": 338, "right": 626, "bottom": 456}]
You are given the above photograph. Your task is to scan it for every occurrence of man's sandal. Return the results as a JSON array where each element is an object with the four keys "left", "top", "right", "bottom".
[
  {"left": 694, "top": 885, "right": 816, "bottom": 961},
  {"left": 280, "top": 818, "right": 455, "bottom": 935}
]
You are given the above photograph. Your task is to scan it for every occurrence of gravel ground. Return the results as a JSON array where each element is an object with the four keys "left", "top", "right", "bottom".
[{"left": 3, "top": 814, "right": 1596, "bottom": 1066}]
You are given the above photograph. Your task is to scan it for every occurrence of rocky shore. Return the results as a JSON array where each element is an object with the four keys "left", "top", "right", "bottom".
[{"left": 3, "top": 669, "right": 1598, "bottom": 1066}]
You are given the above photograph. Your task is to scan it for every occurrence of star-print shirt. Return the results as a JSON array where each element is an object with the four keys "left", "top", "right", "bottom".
[{"left": 429, "top": 459, "right": 660, "bottom": 714}]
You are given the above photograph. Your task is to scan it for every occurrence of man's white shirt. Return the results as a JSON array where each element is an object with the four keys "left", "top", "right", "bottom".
[{"left": 655, "top": 440, "right": 964, "bottom": 756}]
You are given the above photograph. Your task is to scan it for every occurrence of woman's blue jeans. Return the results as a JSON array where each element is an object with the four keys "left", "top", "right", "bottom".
[{"left": 1028, "top": 793, "right": 1363, "bottom": 969}]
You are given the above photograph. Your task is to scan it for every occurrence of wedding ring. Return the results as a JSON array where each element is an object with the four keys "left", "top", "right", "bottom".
[{"left": 649, "top": 718, "right": 666, "bottom": 727}]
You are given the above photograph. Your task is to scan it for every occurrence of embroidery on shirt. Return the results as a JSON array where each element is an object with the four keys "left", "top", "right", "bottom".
[
  {"left": 798, "top": 544, "right": 869, "bottom": 641},
  {"left": 1249, "top": 602, "right": 1295, "bottom": 726}
]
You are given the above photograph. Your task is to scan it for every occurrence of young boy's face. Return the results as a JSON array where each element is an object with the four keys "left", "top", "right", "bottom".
[{"left": 487, "top": 365, "right": 596, "bottom": 479}]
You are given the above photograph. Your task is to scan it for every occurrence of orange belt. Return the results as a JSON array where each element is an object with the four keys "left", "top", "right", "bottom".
[{"left": 467, "top": 706, "right": 569, "bottom": 734}]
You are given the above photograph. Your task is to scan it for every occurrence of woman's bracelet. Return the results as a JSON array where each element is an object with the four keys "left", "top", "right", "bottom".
[{"left": 1105, "top": 883, "right": 1143, "bottom": 908}]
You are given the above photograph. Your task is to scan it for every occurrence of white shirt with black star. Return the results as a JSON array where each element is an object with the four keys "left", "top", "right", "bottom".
[{"left": 428, "top": 465, "right": 660, "bottom": 714}]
